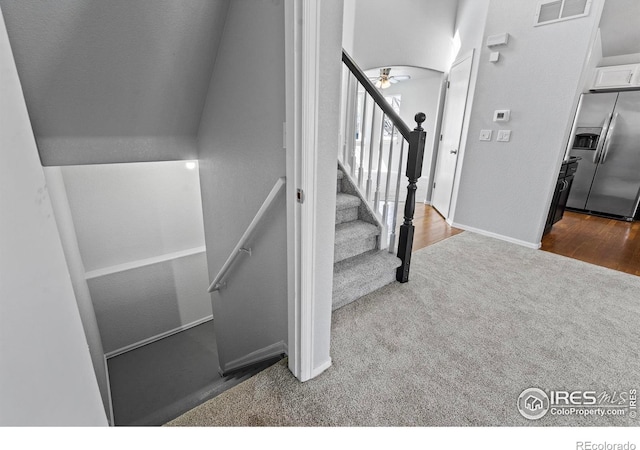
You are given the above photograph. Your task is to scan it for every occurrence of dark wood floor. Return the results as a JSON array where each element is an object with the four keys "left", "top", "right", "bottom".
[
  {"left": 412, "top": 205, "right": 640, "bottom": 277},
  {"left": 411, "top": 204, "right": 464, "bottom": 251},
  {"left": 541, "top": 210, "right": 640, "bottom": 276}
]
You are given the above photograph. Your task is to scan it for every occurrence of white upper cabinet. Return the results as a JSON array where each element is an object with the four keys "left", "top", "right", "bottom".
[{"left": 592, "top": 64, "right": 640, "bottom": 90}]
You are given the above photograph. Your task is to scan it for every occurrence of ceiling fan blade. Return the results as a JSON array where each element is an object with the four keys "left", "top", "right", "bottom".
[
  {"left": 390, "top": 79, "right": 399, "bottom": 84},
  {"left": 392, "top": 75, "right": 411, "bottom": 81}
]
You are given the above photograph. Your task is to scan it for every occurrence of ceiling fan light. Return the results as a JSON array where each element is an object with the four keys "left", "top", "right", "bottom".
[
  {"left": 381, "top": 79, "right": 391, "bottom": 89},
  {"left": 375, "top": 79, "right": 382, "bottom": 88}
]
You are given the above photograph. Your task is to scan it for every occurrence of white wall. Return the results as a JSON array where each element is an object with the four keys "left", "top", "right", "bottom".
[
  {"left": 44, "top": 167, "right": 112, "bottom": 423},
  {"left": 444, "top": 0, "right": 490, "bottom": 221},
  {"left": 0, "top": 7, "right": 107, "bottom": 425},
  {"left": 197, "top": 0, "right": 288, "bottom": 373},
  {"left": 383, "top": 70, "right": 444, "bottom": 202},
  {"left": 58, "top": 161, "right": 211, "bottom": 354},
  {"left": 61, "top": 162, "right": 206, "bottom": 271},
  {"left": 601, "top": 52, "right": 640, "bottom": 66},
  {"left": 582, "top": 28, "right": 603, "bottom": 92},
  {"left": 344, "top": 0, "right": 458, "bottom": 72},
  {"left": 451, "top": 0, "right": 606, "bottom": 246},
  {"left": 342, "top": 0, "right": 356, "bottom": 56}
]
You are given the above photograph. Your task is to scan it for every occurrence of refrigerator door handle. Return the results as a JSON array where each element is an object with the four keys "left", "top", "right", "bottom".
[
  {"left": 594, "top": 113, "right": 613, "bottom": 164},
  {"left": 600, "top": 113, "right": 619, "bottom": 165}
]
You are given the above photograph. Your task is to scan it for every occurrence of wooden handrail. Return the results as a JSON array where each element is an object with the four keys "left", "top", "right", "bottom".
[{"left": 341, "top": 49, "right": 412, "bottom": 141}]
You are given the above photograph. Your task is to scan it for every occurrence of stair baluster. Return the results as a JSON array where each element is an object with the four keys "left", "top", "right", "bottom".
[
  {"left": 382, "top": 125, "right": 396, "bottom": 230},
  {"left": 340, "top": 48, "right": 426, "bottom": 284},
  {"left": 365, "top": 107, "right": 377, "bottom": 201},
  {"left": 388, "top": 139, "right": 406, "bottom": 253},
  {"left": 373, "top": 114, "right": 386, "bottom": 208},
  {"left": 357, "top": 94, "right": 367, "bottom": 187}
]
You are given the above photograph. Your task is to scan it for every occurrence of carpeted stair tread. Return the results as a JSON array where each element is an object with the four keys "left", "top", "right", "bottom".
[
  {"left": 333, "top": 220, "right": 379, "bottom": 263},
  {"left": 332, "top": 250, "right": 399, "bottom": 310},
  {"left": 333, "top": 165, "right": 395, "bottom": 306},
  {"left": 335, "top": 193, "right": 361, "bottom": 211},
  {"left": 334, "top": 220, "right": 379, "bottom": 245}
]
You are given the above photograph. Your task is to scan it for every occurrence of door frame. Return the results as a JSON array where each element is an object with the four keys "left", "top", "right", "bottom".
[
  {"left": 432, "top": 50, "right": 474, "bottom": 224},
  {"left": 284, "top": 0, "right": 330, "bottom": 382}
]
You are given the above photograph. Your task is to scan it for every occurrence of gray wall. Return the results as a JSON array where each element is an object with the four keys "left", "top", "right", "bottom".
[
  {"left": 87, "top": 253, "right": 210, "bottom": 354},
  {"left": 0, "top": 7, "right": 107, "bottom": 425},
  {"left": 0, "top": 0, "right": 229, "bottom": 165},
  {"left": 197, "top": 0, "right": 288, "bottom": 372},
  {"left": 343, "top": 0, "right": 458, "bottom": 72},
  {"left": 451, "top": 0, "right": 606, "bottom": 246},
  {"left": 58, "top": 162, "right": 211, "bottom": 355}
]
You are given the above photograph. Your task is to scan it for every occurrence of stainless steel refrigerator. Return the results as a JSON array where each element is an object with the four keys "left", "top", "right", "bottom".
[{"left": 566, "top": 91, "right": 640, "bottom": 220}]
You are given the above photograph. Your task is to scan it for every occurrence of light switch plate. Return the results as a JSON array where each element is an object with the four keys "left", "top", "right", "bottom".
[
  {"left": 479, "top": 129, "right": 492, "bottom": 141},
  {"left": 497, "top": 130, "right": 511, "bottom": 142}
]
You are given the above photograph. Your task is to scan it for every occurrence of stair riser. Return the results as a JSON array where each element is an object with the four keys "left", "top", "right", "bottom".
[
  {"left": 332, "top": 272, "right": 395, "bottom": 311},
  {"left": 335, "top": 207, "right": 358, "bottom": 225},
  {"left": 334, "top": 236, "right": 377, "bottom": 263}
]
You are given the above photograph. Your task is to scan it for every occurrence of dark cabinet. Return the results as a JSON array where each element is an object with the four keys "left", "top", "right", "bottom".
[{"left": 544, "top": 159, "right": 579, "bottom": 235}]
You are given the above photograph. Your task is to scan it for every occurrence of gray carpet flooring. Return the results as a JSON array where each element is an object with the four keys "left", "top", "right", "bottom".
[{"left": 166, "top": 232, "right": 640, "bottom": 426}]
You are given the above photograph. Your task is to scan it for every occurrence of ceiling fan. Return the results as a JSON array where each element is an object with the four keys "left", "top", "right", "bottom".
[{"left": 371, "top": 68, "right": 411, "bottom": 89}]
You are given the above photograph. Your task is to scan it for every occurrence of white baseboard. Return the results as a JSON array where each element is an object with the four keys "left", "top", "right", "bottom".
[
  {"left": 310, "top": 358, "right": 332, "bottom": 380},
  {"left": 452, "top": 222, "right": 542, "bottom": 249},
  {"left": 105, "top": 315, "right": 213, "bottom": 359},
  {"left": 221, "top": 341, "right": 287, "bottom": 374}
]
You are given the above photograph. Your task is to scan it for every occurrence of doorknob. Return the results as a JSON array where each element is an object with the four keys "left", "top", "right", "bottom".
[{"left": 450, "top": 149, "right": 458, "bottom": 154}]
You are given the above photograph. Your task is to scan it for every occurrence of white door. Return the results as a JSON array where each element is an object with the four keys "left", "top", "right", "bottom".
[{"left": 431, "top": 53, "right": 473, "bottom": 219}]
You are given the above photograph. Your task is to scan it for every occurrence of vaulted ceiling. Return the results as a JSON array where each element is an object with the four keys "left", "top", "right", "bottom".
[{"left": 0, "top": 0, "right": 229, "bottom": 165}]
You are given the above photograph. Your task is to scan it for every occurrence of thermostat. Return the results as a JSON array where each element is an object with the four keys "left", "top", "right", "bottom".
[
  {"left": 486, "top": 32, "right": 509, "bottom": 48},
  {"left": 493, "top": 110, "right": 510, "bottom": 122}
]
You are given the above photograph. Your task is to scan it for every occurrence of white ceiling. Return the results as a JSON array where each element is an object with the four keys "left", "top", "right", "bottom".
[
  {"left": 599, "top": 0, "right": 640, "bottom": 57},
  {"left": 364, "top": 66, "right": 443, "bottom": 82},
  {"left": 0, "top": 0, "right": 229, "bottom": 140}
]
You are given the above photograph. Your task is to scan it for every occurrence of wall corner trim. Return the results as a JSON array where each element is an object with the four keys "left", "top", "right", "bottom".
[{"left": 310, "top": 358, "right": 332, "bottom": 380}]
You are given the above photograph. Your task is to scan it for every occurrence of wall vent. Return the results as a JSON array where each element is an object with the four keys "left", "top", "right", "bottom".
[{"left": 535, "top": 0, "right": 591, "bottom": 26}]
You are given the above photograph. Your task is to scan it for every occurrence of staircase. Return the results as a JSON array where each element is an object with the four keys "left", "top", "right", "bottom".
[
  {"left": 332, "top": 49, "right": 427, "bottom": 310},
  {"left": 332, "top": 167, "right": 400, "bottom": 310}
]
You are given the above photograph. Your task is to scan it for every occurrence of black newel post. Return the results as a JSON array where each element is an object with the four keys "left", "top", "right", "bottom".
[{"left": 396, "top": 112, "right": 427, "bottom": 283}]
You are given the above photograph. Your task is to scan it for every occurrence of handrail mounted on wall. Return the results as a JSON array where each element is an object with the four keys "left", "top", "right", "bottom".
[{"left": 207, "top": 177, "right": 286, "bottom": 292}]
